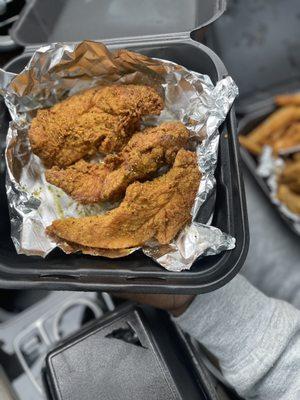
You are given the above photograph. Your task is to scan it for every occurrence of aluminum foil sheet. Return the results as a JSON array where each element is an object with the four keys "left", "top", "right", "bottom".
[
  {"left": 1, "top": 40, "right": 238, "bottom": 271},
  {"left": 257, "top": 146, "right": 300, "bottom": 234}
]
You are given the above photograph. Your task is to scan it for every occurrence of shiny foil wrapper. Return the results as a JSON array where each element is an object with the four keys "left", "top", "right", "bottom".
[
  {"left": 257, "top": 147, "right": 300, "bottom": 234},
  {"left": 1, "top": 40, "right": 238, "bottom": 271}
]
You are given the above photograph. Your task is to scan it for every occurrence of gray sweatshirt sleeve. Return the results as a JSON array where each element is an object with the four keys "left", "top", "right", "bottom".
[{"left": 174, "top": 275, "right": 300, "bottom": 399}]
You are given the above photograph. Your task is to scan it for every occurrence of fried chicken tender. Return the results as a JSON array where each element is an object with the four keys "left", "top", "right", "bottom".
[
  {"left": 102, "top": 121, "right": 190, "bottom": 200},
  {"left": 29, "top": 85, "right": 163, "bottom": 168},
  {"left": 46, "top": 121, "right": 190, "bottom": 204},
  {"left": 46, "top": 160, "right": 111, "bottom": 204},
  {"left": 46, "top": 149, "right": 201, "bottom": 249}
]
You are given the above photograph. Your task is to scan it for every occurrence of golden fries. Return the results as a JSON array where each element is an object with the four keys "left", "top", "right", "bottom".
[
  {"left": 239, "top": 93, "right": 300, "bottom": 156},
  {"left": 268, "top": 127, "right": 288, "bottom": 146},
  {"left": 289, "top": 179, "right": 300, "bottom": 194},
  {"left": 281, "top": 159, "right": 300, "bottom": 180},
  {"left": 249, "top": 107, "right": 300, "bottom": 143},
  {"left": 273, "top": 124, "right": 300, "bottom": 154},
  {"left": 293, "top": 153, "right": 300, "bottom": 161},
  {"left": 238, "top": 90, "right": 300, "bottom": 215},
  {"left": 277, "top": 184, "right": 300, "bottom": 215},
  {"left": 238, "top": 136, "right": 262, "bottom": 155},
  {"left": 275, "top": 93, "right": 300, "bottom": 106},
  {"left": 277, "top": 156, "right": 300, "bottom": 214}
]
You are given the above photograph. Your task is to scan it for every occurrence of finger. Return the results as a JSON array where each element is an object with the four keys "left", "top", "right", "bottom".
[{"left": 110, "top": 292, "right": 175, "bottom": 310}]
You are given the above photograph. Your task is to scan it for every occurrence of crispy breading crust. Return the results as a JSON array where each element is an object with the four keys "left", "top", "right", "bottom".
[
  {"left": 45, "top": 160, "right": 111, "bottom": 204},
  {"left": 47, "top": 149, "right": 200, "bottom": 249},
  {"left": 46, "top": 121, "right": 190, "bottom": 204},
  {"left": 29, "top": 85, "right": 163, "bottom": 168}
]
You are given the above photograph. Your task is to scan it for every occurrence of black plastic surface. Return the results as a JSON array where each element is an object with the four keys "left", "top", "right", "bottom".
[
  {"left": 206, "top": 0, "right": 300, "bottom": 113},
  {"left": 0, "top": 39, "right": 249, "bottom": 293},
  {"left": 43, "top": 306, "right": 208, "bottom": 400},
  {"left": 0, "top": 0, "right": 25, "bottom": 51},
  {"left": 238, "top": 100, "right": 300, "bottom": 236},
  {"left": 10, "top": 0, "right": 226, "bottom": 47}
]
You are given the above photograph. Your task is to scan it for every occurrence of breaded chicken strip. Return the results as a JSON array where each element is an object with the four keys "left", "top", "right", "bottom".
[
  {"left": 102, "top": 121, "right": 190, "bottom": 201},
  {"left": 29, "top": 85, "right": 163, "bottom": 168},
  {"left": 46, "top": 160, "right": 111, "bottom": 204},
  {"left": 46, "top": 149, "right": 200, "bottom": 249},
  {"left": 46, "top": 121, "right": 190, "bottom": 204}
]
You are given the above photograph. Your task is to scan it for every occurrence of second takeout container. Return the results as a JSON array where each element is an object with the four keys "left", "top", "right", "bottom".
[
  {"left": 238, "top": 79, "right": 300, "bottom": 236},
  {"left": 42, "top": 305, "right": 220, "bottom": 400},
  {"left": 206, "top": 1, "right": 300, "bottom": 235},
  {"left": 0, "top": 0, "right": 249, "bottom": 293}
]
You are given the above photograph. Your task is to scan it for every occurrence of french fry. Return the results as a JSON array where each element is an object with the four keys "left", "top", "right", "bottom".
[
  {"left": 275, "top": 93, "right": 300, "bottom": 106},
  {"left": 289, "top": 179, "right": 300, "bottom": 194},
  {"left": 273, "top": 123, "right": 300, "bottom": 153},
  {"left": 284, "top": 123, "right": 300, "bottom": 137},
  {"left": 267, "top": 126, "right": 289, "bottom": 146},
  {"left": 239, "top": 135, "right": 262, "bottom": 155},
  {"left": 248, "top": 106, "right": 300, "bottom": 144},
  {"left": 293, "top": 153, "right": 300, "bottom": 161},
  {"left": 280, "top": 160, "right": 300, "bottom": 182},
  {"left": 277, "top": 184, "right": 300, "bottom": 215}
]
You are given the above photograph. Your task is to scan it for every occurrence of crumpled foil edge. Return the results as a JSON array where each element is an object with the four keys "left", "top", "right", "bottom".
[{"left": 257, "top": 146, "right": 300, "bottom": 234}]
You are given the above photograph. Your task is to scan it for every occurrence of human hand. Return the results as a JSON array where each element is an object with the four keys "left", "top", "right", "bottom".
[{"left": 113, "top": 293, "right": 195, "bottom": 317}]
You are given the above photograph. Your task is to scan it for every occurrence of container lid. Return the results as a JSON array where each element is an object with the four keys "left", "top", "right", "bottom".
[
  {"left": 44, "top": 307, "right": 203, "bottom": 400},
  {"left": 10, "top": 0, "right": 226, "bottom": 47}
]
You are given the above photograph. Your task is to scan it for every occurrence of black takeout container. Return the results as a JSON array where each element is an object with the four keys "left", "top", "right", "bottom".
[
  {"left": 205, "top": 1, "right": 300, "bottom": 234},
  {"left": 43, "top": 305, "right": 217, "bottom": 400},
  {"left": 238, "top": 82, "right": 300, "bottom": 236},
  {"left": 0, "top": 0, "right": 249, "bottom": 293},
  {"left": 10, "top": 0, "right": 226, "bottom": 47}
]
